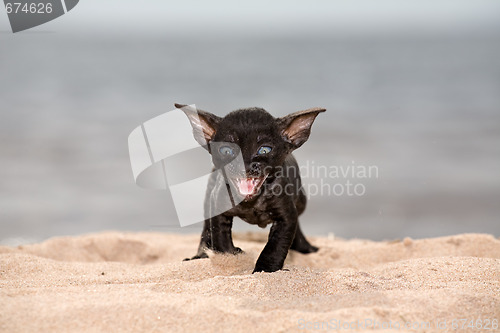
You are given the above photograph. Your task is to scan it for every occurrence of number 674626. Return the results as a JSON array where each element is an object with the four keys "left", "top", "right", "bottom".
[{"left": 5, "top": 2, "right": 53, "bottom": 14}]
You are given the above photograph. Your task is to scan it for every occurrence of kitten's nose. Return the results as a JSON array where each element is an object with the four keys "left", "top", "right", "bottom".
[{"left": 248, "top": 162, "right": 262, "bottom": 177}]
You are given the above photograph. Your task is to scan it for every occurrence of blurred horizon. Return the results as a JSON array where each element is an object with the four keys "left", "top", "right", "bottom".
[{"left": 1, "top": 1, "right": 499, "bottom": 245}]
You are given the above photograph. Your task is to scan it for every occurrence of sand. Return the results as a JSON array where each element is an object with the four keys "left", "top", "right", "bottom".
[{"left": 0, "top": 232, "right": 499, "bottom": 332}]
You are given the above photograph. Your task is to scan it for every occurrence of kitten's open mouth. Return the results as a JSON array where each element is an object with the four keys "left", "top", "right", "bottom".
[{"left": 229, "top": 175, "right": 268, "bottom": 199}]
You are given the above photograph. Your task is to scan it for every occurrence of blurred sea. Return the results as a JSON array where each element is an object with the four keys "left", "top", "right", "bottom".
[{"left": 1, "top": 32, "right": 499, "bottom": 244}]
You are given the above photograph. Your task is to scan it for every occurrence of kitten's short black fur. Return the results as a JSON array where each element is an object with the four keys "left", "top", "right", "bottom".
[{"left": 177, "top": 104, "right": 325, "bottom": 273}]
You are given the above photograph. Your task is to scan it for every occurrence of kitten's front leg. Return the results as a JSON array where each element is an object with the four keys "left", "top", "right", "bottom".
[
  {"left": 184, "top": 219, "right": 211, "bottom": 260},
  {"left": 209, "top": 214, "right": 242, "bottom": 254},
  {"left": 253, "top": 205, "right": 298, "bottom": 273},
  {"left": 184, "top": 214, "right": 242, "bottom": 261}
]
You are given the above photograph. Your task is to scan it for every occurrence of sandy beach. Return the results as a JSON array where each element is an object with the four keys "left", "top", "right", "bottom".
[{"left": 0, "top": 232, "right": 499, "bottom": 332}]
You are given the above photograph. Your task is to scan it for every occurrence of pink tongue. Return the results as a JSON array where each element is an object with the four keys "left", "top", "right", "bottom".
[{"left": 238, "top": 178, "right": 256, "bottom": 195}]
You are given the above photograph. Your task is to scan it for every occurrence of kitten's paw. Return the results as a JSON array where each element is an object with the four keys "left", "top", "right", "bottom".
[
  {"left": 183, "top": 252, "right": 209, "bottom": 261},
  {"left": 231, "top": 247, "right": 244, "bottom": 255},
  {"left": 304, "top": 245, "right": 319, "bottom": 253},
  {"left": 252, "top": 262, "right": 282, "bottom": 273},
  {"left": 291, "top": 244, "right": 319, "bottom": 254}
]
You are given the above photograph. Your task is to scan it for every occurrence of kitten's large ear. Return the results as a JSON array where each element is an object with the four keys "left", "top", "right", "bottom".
[
  {"left": 175, "top": 103, "right": 222, "bottom": 149},
  {"left": 277, "top": 107, "right": 326, "bottom": 149}
]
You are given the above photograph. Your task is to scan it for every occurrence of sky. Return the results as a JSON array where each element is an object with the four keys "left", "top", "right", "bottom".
[{"left": 1, "top": 0, "right": 500, "bottom": 36}]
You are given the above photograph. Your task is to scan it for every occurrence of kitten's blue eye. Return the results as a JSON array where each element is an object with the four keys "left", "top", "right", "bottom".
[
  {"left": 219, "top": 146, "right": 234, "bottom": 156},
  {"left": 258, "top": 146, "right": 272, "bottom": 155}
]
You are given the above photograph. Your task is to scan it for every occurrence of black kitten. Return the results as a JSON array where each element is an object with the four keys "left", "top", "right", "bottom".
[{"left": 178, "top": 104, "right": 325, "bottom": 273}]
